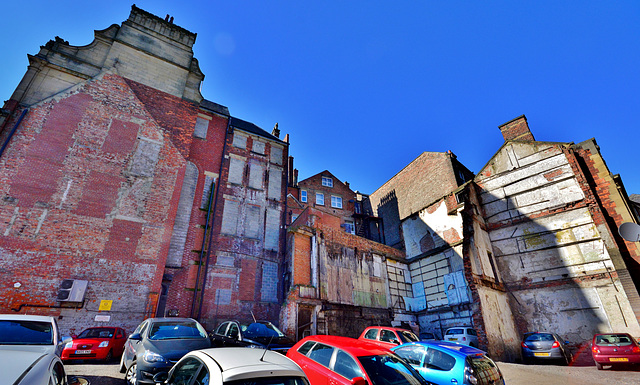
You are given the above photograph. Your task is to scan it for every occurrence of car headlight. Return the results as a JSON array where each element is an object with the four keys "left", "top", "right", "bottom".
[
  {"left": 99, "top": 341, "right": 109, "bottom": 348},
  {"left": 65, "top": 342, "right": 73, "bottom": 348},
  {"left": 143, "top": 351, "right": 166, "bottom": 363}
]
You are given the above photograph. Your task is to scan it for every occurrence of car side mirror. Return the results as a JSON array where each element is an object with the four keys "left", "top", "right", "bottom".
[
  {"left": 351, "top": 377, "right": 366, "bottom": 385},
  {"left": 129, "top": 332, "right": 142, "bottom": 341},
  {"left": 153, "top": 372, "right": 168, "bottom": 383}
]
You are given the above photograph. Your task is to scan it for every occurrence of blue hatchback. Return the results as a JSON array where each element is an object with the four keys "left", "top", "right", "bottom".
[{"left": 392, "top": 341, "right": 505, "bottom": 385}]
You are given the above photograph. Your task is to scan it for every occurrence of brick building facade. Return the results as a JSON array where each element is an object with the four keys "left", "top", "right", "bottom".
[{"left": 0, "top": 6, "right": 288, "bottom": 334}]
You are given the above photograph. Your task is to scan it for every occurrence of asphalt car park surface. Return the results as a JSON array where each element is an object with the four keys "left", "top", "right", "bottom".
[{"left": 65, "top": 359, "right": 640, "bottom": 385}]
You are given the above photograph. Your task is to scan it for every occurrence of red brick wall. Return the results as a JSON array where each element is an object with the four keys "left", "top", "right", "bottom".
[{"left": 0, "top": 73, "right": 191, "bottom": 333}]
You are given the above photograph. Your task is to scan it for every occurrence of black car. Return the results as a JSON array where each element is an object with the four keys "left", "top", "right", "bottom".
[
  {"left": 210, "top": 320, "right": 294, "bottom": 354},
  {"left": 521, "top": 332, "right": 572, "bottom": 365},
  {"left": 119, "top": 317, "right": 211, "bottom": 385}
]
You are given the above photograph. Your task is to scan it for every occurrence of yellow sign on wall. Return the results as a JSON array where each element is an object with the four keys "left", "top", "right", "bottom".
[{"left": 99, "top": 300, "right": 113, "bottom": 311}]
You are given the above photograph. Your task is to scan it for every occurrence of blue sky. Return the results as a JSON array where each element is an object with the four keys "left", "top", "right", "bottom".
[{"left": 1, "top": 1, "right": 638, "bottom": 196}]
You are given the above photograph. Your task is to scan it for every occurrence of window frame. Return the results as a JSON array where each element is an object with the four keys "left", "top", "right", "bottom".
[
  {"left": 331, "top": 195, "right": 343, "bottom": 208},
  {"left": 300, "top": 190, "right": 308, "bottom": 203},
  {"left": 316, "top": 192, "right": 325, "bottom": 206},
  {"left": 321, "top": 177, "right": 333, "bottom": 187}
]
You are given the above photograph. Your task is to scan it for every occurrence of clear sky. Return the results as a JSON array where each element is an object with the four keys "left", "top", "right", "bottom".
[{"left": 1, "top": 1, "right": 638, "bottom": 196}]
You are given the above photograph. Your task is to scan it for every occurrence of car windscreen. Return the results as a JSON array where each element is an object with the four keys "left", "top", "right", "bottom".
[
  {"left": 243, "top": 322, "right": 286, "bottom": 339},
  {"left": 398, "top": 331, "right": 419, "bottom": 343},
  {"left": 358, "top": 354, "right": 427, "bottom": 385},
  {"left": 226, "top": 376, "right": 309, "bottom": 385},
  {"left": 0, "top": 320, "right": 54, "bottom": 345},
  {"left": 466, "top": 355, "right": 502, "bottom": 385},
  {"left": 78, "top": 328, "right": 115, "bottom": 339},
  {"left": 148, "top": 321, "right": 208, "bottom": 340}
]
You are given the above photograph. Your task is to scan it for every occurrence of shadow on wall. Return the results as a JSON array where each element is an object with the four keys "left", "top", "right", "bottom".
[{"left": 378, "top": 190, "right": 402, "bottom": 249}]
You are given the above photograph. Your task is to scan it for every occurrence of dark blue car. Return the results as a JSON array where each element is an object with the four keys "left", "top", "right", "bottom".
[{"left": 392, "top": 340, "right": 505, "bottom": 385}]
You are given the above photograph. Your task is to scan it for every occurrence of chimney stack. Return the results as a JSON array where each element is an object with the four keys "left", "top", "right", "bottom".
[
  {"left": 499, "top": 115, "right": 535, "bottom": 142},
  {"left": 272, "top": 123, "right": 280, "bottom": 138}
]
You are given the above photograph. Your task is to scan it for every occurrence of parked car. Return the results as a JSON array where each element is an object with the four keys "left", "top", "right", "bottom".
[
  {"left": 152, "top": 347, "right": 309, "bottom": 385},
  {"left": 591, "top": 333, "right": 640, "bottom": 370},
  {"left": 0, "top": 314, "right": 71, "bottom": 356},
  {"left": 520, "top": 332, "right": 571, "bottom": 365},
  {"left": 419, "top": 332, "right": 438, "bottom": 341},
  {"left": 210, "top": 320, "right": 295, "bottom": 354},
  {"left": 0, "top": 349, "right": 82, "bottom": 385},
  {"left": 392, "top": 340, "right": 505, "bottom": 385},
  {"left": 119, "top": 317, "right": 211, "bottom": 385},
  {"left": 358, "top": 326, "right": 420, "bottom": 349},
  {"left": 443, "top": 327, "right": 479, "bottom": 348},
  {"left": 62, "top": 326, "right": 127, "bottom": 362},
  {"left": 287, "top": 335, "right": 435, "bottom": 385}
]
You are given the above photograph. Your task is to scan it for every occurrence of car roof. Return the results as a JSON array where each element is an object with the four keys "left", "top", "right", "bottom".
[
  {"left": 300, "top": 335, "right": 393, "bottom": 356},
  {"left": 194, "top": 348, "right": 306, "bottom": 381},
  {"left": 365, "top": 326, "right": 413, "bottom": 332},
  {"left": 393, "top": 341, "right": 486, "bottom": 357},
  {"left": 0, "top": 314, "right": 55, "bottom": 322}
]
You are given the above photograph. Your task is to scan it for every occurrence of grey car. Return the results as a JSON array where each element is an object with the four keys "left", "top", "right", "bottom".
[
  {"left": 120, "top": 317, "right": 211, "bottom": 385},
  {"left": 153, "top": 347, "right": 309, "bottom": 385}
]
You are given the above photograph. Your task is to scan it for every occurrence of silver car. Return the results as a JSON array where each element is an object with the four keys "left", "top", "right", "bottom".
[
  {"left": 0, "top": 350, "right": 69, "bottom": 385},
  {"left": 154, "top": 347, "right": 310, "bottom": 385},
  {"left": 0, "top": 314, "right": 71, "bottom": 356}
]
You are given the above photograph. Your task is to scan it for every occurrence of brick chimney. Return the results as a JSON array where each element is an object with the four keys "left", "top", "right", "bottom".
[{"left": 498, "top": 115, "right": 535, "bottom": 142}]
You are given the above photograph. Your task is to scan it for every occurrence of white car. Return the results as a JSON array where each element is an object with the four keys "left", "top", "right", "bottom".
[
  {"left": 443, "top": 327, "right": 479, "bottom": 348},
  {"left": 154, "top": 347, "right": 310, "bottom": 385},
  {"left": 0, "top": 350, "right": 68, "bottom": 385},
  {"left": 0, "top": 314, "right": 71, "bottom": 356}
]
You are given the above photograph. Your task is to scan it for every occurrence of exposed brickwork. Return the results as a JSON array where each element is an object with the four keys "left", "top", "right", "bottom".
[{"left": 498, "top": 115, "right": 535, "bottom": 141}]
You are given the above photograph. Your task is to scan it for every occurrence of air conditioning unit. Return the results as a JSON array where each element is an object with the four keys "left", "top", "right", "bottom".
[{"left": 57, "top": 279, "right": 88, "bottom": 302}]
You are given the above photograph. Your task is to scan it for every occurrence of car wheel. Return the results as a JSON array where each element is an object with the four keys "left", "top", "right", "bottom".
[
  {"left": 125, "top": 361, "right": 138, "bottom": 385},
  {"left": 596, "top": 362, "right": 603, "bottom": 370},
  {"left": 104, "top": 349, "right": 113, "bottom": 362}
]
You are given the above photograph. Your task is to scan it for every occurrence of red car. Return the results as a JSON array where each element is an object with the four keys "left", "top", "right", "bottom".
[
  {"left": 358, "top": 326, "right": 420, "bottom": 349},
  {"left": 61, "top": 326, "right": 127, "bottom": 362},
  {"left": 591, "top": 333, "right": 640, "bottom": 370},
  {"left": 287, "top": 335, "right": 434, "bottom": 385}
]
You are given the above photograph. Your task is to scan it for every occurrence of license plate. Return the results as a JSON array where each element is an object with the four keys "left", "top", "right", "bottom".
[
  {"left": 610, "top": 357, "right": 628, "bottom": 362},
  {"left": 449, "top": 338, "right": 457, "bottom": 341},
  {"left": 534, "top": 353, "right": 550, "bottom": 357},
  {"left": 75, "top": 350, "right": 92, "bottom": 354}
]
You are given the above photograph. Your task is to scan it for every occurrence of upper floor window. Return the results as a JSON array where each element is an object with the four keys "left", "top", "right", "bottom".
[
  {"left": 322, "top": 177, "right": 333, "bottom": 187},
  {"left": 331, "top": 196, "right": 343, "bottom": 208},
  {"left": 316, "top": 193, "right": 325, "bottom": 206},
  {"left": 344, "top": 220, "right": 355, "bottom": 234},
  {"left": 301, "top": 190, "right": 308, "bottom": 203}
]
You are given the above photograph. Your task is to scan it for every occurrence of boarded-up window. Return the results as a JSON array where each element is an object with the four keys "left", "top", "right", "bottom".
[
  {"left": 200, "top": 175, "right": 215, "bottom": 209},
  {"left": 373, "top": 255, "right": 383, "bottom": 277},
  {"left": 233, "top": 133, "right": 247, "bottom": 149},
  {"left": 252, "top": 140, "right": 266, "bottom": 154},
  {"left": 245, "top": 205, "right": 262, "bottom": 239},
  {"left": 130, "top": 138, "right": 162, "bottom": 177},
  {"left": 221, "top": 200, "right": 240, "bottom": 235},
  {"left": 193, "top": 117, "right": 209, "bottom": 139},
  {"left": 261, "top": 261, "right": 278, "bottom": 302},
  {"left": 248, "top": 163, "right": 263, "bottom": 189},
  {"left": 271, "top": 146, "right": 283, "bottom": 165},
  {"left": 228, "top": 158, "right": 244, "bottom": 185},
  {"left": 264, "top": 208, "right": 281, "bottom": 250},
  {"left": 216, "top": 289, "right": 232, "bottom": 305},
  {"left": 268, "top": 166, "right": 282, "bottom": 200}
]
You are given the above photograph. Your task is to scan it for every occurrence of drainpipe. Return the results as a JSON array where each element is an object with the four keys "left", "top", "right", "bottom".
[
  {"left": 281, "top": 144, "right": 289, "bottom": 301},
  {"left": 0, "top": 109, "right": 28, "bottom": 159},
  {"left": 196, "top": 116, "right": 232, "bottom": 319}
]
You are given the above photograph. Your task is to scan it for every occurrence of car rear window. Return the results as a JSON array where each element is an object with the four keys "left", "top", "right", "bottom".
[
  {"left": 425, "top": 348, "right": 456, "bottom": 371},
  {"left": 595, "top": 334, "right": 634, "bottom": 346},
  {"left": 398, "top": 331, "right": 419, "bottom": 343},
  {"left": 467, "top": 355, "right": 502, "bottom": 385},
  {"left": 0, "top": 320, "right": 53, "bottom": 345},
  {"left": 446, "top": 328, "right": 464, "bottom": 335},
  {"left": 308, "top": 343, "right": 334, "bottom": 367},
  {"left": 364, "top": 328, "right": 378, "bottom": 340},
  {"left": 524, "top": 333, "right": 554, "bottom": 342},
  {"left": 297, "top": 341, "right": 316, "bottom": 355},
  {"left": 149, "top": 321, "right": 207, "bottom": 340}
]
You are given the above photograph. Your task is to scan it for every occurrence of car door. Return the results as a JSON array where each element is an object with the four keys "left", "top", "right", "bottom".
[
  {"left": 211, "top": 322, "right": 230, "bottom": 347},
  {"left": 114, "top": 328, "right": 127, "bottom": 356},
  {"left": 225, "top": 322, "right": 243, "bottom": 347},
  {"left": 330, "top": 349, "right": 365, "bottom": 385},
  {"left": 300, "top": 342, "right": 335, "bottom": 385},
  {"left": 124, "top": 320, "right": 148, "bottom": 367}
]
